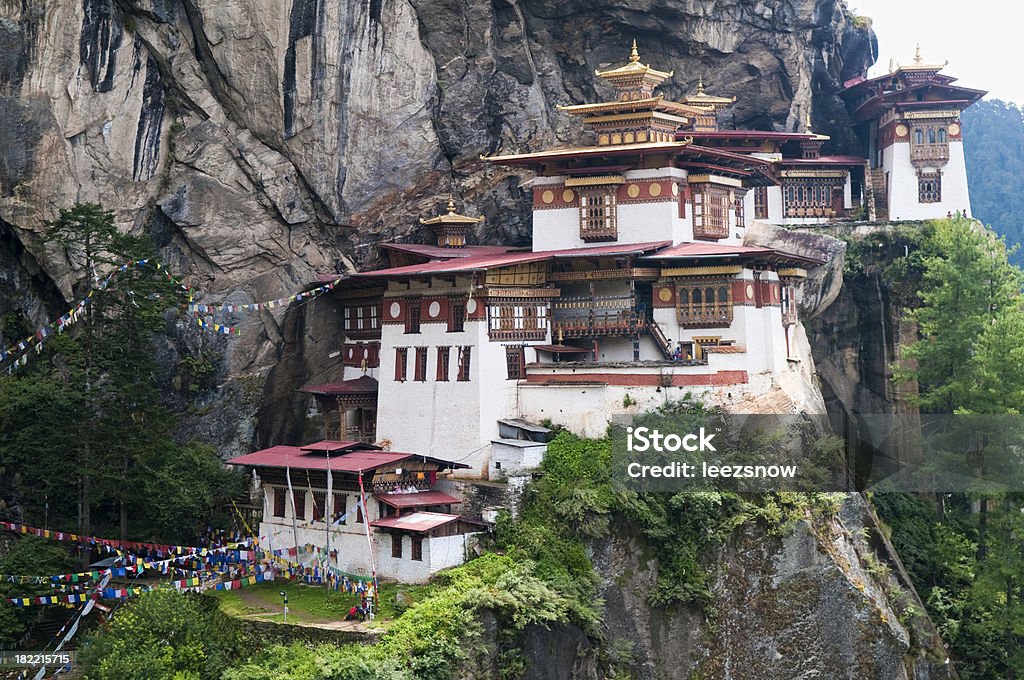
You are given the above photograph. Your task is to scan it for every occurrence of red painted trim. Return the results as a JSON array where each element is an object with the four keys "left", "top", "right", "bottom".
[{"left": 524, "top": 370, "right": 748, "bottom": 386}]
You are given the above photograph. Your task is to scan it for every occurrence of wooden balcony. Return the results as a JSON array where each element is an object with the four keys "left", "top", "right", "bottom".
[
  {"left": 677, "top": 306, "right": 733, "bottom": 329},
  {"left": 552, "top": 294, "right": 637, "bottom": 338},
  {"left": 910, "top": 144, "right": 949, "bottom": 163}
]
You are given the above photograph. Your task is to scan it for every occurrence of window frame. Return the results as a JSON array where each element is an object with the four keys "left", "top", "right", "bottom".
[
  {"left": 405, "top": 302, "right": 421, "bottom": 334},
  {"left": 436, "top": 346, "right": 451, "bottom": 381},
  {"left": 395, "top": 347, "right": 408, "bottom": 382},
  {"left": 457, "top": 346, "right": 472, "bottom": 381},
  {"left": 414, "top": 346, "right": 428, "bottom": 382},
  {"left": 410, "top": 536, "right": 423, "bottom": 561},
  {"left": 273, "top": 488, "right": 287, "bottom": 518},
  {"left": 505, "top": 345, "right": 526, "bottom": 380},
  {"left": 391, "top": 534, "right": 403, "bottom": 559}
]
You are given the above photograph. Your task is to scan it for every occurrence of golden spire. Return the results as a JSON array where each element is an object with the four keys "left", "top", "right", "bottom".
[
  {"left": 697, "top": 76, "right": 706, "bottom": 95},
  {"left": 804, "top": 110, "right": 812, "bottom": 132},
  {"left": 888, "top": 57, "right": 895, "bottom": 73},
  {"left": 447, "top": 194, "right": 456, "bottom": 214},
  {"left": 913, "top": 43, "right": 923, "bottom": 64},
  {"left": 629, "top": 39, "right": 640, "bottom": 63}
]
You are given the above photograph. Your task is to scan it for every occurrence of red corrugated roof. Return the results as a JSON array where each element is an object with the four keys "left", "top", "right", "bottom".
[
  {"left": 227, "top": 445, "right": 471, "bottom": 472},
  {"left": 779, "top": 155, "right": 866, "bottom": 166},
  {"left": 379, "top": 243, "right": 526, "bottom": 259},
  {"left": 300, "top": 440, "right": 379, "bottom": 453},
  {"left": 648, "top": 243, "right": 775, "bottom": 258},
  {"left": 370, "top": 511, "right": 461, "bottom": 532},
  {"left": 374, "top": 491, "right": 462, "bottom": 508},
  {"left": 646, "top": 242, "right": 824, "bottom": 266},
  {"left": 352, "top": 241, "right": 672, "bottom": 277},
  {"left": 299, "top": 376, "right": 379, "bottom": 396},
  {"left": 226, "top": 448, "right": 411, "bottom": 472}
]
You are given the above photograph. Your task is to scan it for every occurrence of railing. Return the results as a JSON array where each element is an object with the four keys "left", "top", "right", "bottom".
[
  {"left": 488, "top": 316, "right": 547, "bottom": 341},
  {"left": 677, "top": 306, "right": 733, "bottom": 328},
  {"left": 552, "top": 294, "right": 636, "bottom": 338},
  {"left": 783, "top": 205, "right": 837, "bottom": 219},
  {"left": 910, "top": 144, "right": 949, "bottom": 163},
  {"left": 645, "top": 318, "right": 674, "bottom": 359}
]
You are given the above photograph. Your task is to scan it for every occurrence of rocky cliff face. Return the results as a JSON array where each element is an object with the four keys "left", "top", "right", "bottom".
[{"left": 0, "top": 0, "right": 877, "bottom": 445}]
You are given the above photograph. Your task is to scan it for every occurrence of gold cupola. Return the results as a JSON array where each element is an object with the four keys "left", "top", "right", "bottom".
[{"left": 419, "top": 197, "right": 484, "bottom": 248}]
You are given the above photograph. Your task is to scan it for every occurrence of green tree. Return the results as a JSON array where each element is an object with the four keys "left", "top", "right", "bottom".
[
  {"left": 78, "top": 590, "right": 244, "bottom": 679},
  {"left": 0, "top": 537, "right": 80, "bottom": 646},
  {"left": 897, "top": 217, "right": 1022, "bottom": 412}
]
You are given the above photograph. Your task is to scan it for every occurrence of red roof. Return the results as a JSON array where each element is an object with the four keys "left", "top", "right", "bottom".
[
  {"left": 779, "top": 155, "right": 866, "bottom": 166},
  {"left": 300, "top": 440, "right": 379, "bottom": 453},
  {"left": 643, "top": 242, "right": 824, "bottom": 266},
  {"left": 685, "top": 130, "right": 818, "bottom": 142},
  {"left": 374, "top": 491, "right": 461, "bottom": 508},
  {"left": 299, "top": 376, "right": 379, "bottom": 396},
  {"left": 352, "top": 241, "right": 671, "bottom": 278},
  {"left": 647, "top": 243, "right": 775, "bottom": 258},
  {"left": 226, "top": 446, "right": 470, "bottom": 472},
  {"left": 370, "top": 511, "right": 462, "bottom": 533},
  {"left": 379, "top": 243, "right": 526, "bottom": 260}
]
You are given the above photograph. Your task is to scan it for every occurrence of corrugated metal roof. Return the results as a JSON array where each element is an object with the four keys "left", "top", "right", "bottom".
[
  {"left": 352, "top": 241, "right": 672, "bottom": 277},
  {"left": 226, "top": 446, "right": 471, "bottom": 472},
  {"left": 374, "top": 491, "right": 462, "bottom": 508},
  {"left": 369, "top": 511, "right": 461, "bottom": 532},
  {"left": 645, "top": 243, "right": 775, "bottom": 258},
  {"left": 298, "top": 376, "right": 379, "bottom": 396},
  {"left": 300, "top": 440, "right": 379, "bottom": 453}
]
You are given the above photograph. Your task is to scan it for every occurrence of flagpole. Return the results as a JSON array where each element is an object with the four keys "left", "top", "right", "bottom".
[{"left": 357, "top": 470, "right": 378, "bottom": 615}]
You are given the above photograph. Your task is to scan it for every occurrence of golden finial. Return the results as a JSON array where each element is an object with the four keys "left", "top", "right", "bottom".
[
  {"left": 629, "top": 39, "right": 640, "bottom": 63},
  {"left": 697, "top": 76, "right": 706, "bottom": 95},
  {"left": 804, "top": 110, "right": 812, "bottom": 132},
  {"left": 447, "top": 194, "right": 456, "bottom": 214},
  {"left": 914, "top": 43, "right": 923, "bottom": 64},
  {"left": 888, "top": 57, "right": 894, "bottom": 73}
]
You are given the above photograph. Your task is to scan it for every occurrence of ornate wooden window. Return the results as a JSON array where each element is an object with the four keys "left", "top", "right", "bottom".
[
  {"left": 405, "top": 302, "right": 421, "bottom": 334},
  {"left": 312, "top": 491, "right": 327, "bottom": 522},
  {"left": 734, "top": 194, "right": 746, "bottom": 229},
  {"left": 783, "top": 178, "right": 842, "bottom": 218},
  {"left": 918, "top": 172, "right": 941, "bottom": 203},
  {"left": 391, "top": 534, "right": 403, "bottom": 558},
  {"left": 505, "top": 346, "right": 525, "bottom": 380},
  {"left": 411, "top": 536, "right": 423, "bottom": 561},
  {"left": 414, "top": 347, "right": 428, "bottom": 382},
  {"left": 343, "top": 302, "right": 381, "bottom": 339},
  {"left": 293, "top": 490, "right": 306, "bottom": 520},
  {"left": 436, "top": 346, "right": 450, "bottom": 381},
  {"left": 676, "top": 281, "right": 733, "bottom": 328},
  {"left": 487, "top": 300, "right": 549, "bottom": 341},
  {"left": 578, "top": 188, "right": 618, "bottom": 242},
  {"left": 273, "top": 488, "right": 286, "bottom": 518},
  {"left": 457, "top": 346, "right": 472, "bottom": 381},
  {"left": 753, "top": 186, "right": 768, "bottom": 219},
  {"left": 692, "top": 186, "right": 730, "bottom": 239},
  {"left": 394, "top": 347, "right": 408, "bottom": 382},
  {"left": 910, "top": 124, "right": 950, "bottom": 163},
  {"left": 448, "top": 302, "right": 465, "bottom": 332}
]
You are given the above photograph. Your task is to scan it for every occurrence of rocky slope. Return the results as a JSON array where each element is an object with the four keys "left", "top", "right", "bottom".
[{"left": 0, "top": 0, "right": 876, "bottom": 445}]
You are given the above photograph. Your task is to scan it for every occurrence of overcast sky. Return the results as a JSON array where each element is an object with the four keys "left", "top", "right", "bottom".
[{"left": 849, "top": 0, "right": 1019, "bottom": 105}]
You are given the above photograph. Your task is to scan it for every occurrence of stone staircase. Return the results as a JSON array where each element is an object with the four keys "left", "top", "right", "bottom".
[
  {"left": 867, "top": 169, "right": 888, "bottom": 221},
  {"left": 644, "top": 317, "right": 674, "bottom": 359}
]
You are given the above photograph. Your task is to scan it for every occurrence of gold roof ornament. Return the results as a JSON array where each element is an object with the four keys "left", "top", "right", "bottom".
[
  {"left": 802, "top": 110, "right": 830, "bottom": 141},
  {"left": 420, "top": 196, "right": 483, "bottom": 248},
  {"left": 594, "top": 40, "right": 674, "bottom": 89},
  {"left": 419, "top": 196, "right": 485, "bottom": 226},
  {"left": 684, "top": 76, "right": 737, "bottom": 109},
  {"left": 898, "top": 43, "right": 948, "bottom": 72}
]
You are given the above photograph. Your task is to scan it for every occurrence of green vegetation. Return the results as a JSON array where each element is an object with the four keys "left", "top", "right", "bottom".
[
  {"left": 0, "top": 538, "right": 79, "bottom": 645},
  {"left": 79, "top": 590, "right": 246, "bottom": 680},
  {"left": 963, "top": 99, "right": 1024, "bottom": 265},
  {"left": 0, "top": 203, "right": 243, "bottom": 544},
  {"left": 874, "top": 216, "right": 1024, "bottom": 679}
]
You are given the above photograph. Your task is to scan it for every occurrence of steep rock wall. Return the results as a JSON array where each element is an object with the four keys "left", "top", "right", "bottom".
[{"left": 0, "top": 0, "right": 875, "bottom": 446}]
